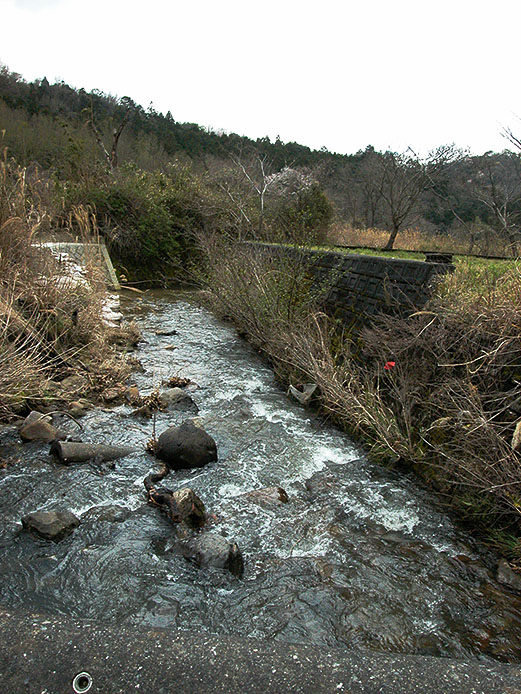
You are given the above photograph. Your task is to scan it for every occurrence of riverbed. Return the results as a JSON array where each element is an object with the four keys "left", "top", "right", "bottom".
[{"left": 0, "top": 290, "right": 520, "bottom": 663}]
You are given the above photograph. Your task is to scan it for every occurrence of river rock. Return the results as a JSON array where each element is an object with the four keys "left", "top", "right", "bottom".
[
  {"left": 156, "top": 421, "right": 217, "bottom": 469},
  {"left": 241, "top": 486, "right": 289, "bottom": 509},
  {"left": 159, "top": 388, "right": 198, "bottom": 413},
  {"left": 21, "top": 510, "right": 80, "bottom": 541},
  {"left": 50, "top": 441, "right": 137, "bottom": 464},
  {"left": 179, "top": 533, "right": 244, "bottom": 577},
  {"left": 497, "top": 559, "right": 521, "bottom": 592},
  {"left": 19, "top": 411, "right": 59, "bottom": 443}
]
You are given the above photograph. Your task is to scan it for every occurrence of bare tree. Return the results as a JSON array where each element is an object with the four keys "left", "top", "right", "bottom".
[
  {"left": 86, "top": 97, "right": 132, "bottom": 172},
  {"left": 467, "top": 152, "right": 521, "bottom": 256},
  {"left": 371, "top": 146, "right": 455, "bottom": 250},
  {"left": 230, "top": 151, "right": 274, "bottom": 237}
]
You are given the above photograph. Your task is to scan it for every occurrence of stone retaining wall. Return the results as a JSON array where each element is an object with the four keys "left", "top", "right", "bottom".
[{"left": 251, "top": 244, "right": 453, "bottom": 328}]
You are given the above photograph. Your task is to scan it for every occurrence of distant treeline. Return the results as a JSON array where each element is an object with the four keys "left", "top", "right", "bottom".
[{"left": 2, "top": 64, "right": 521, "bottom": 256}]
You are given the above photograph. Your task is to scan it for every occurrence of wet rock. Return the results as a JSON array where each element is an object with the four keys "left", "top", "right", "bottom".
[
  {"left": 81, "top": 504, "right": 131, "bottom": 523},
  {"left": 156, "top": 421, "right": 217, "bottom": 470},
  {"left": 159, "top": 388, "right": 198, "bottom": 413},
  {"left": 132, "top": 404, "right": 153, "bottom": 418},
  {"left": 171, "top": 488, "right": 206, "bottom": 528},
  {"left": 304, "top": 468, "right": 338, "bottom": 498},
  {"left": 21, "top": 510, "right": 80, "bottom": 541},
  {"left": 497, "top": 559, "right": 521, "bottom": 592},
  {"left": 19, "top": 411, "right": 60, "bottom": 443},
  {"left": 241, "top": 486, "right": 289, "bottom": 509},
  {"left": 164, "top": 344, "right": 177, "bottom": 351},
  {"left": 179, "top": 533, "right": 244, "bottom": 577}
]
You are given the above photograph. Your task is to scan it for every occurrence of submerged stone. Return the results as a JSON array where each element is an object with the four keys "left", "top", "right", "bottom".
[{"left": 21, "top": 510, "right": 80, "bottom": 541}]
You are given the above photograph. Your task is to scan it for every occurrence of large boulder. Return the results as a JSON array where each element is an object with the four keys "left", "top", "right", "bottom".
[
  {"left": 179, "top": 533, "right": 244, "bottom": 577},
  {"left": 156, "top": 421, "right": 217, "bottom": 470},
  {"left": 21, "top": 510, "right": 80, "bottom": 541}
]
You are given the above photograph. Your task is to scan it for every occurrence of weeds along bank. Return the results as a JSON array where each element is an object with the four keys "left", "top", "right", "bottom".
[
  {"left": 0, "top": 153, "right": 138, "bottom": 421},
  {"left": 199, "top": 236, "right": 521, "bottom": 561}
]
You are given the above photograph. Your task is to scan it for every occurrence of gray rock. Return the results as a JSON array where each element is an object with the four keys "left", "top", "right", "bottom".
[
  {"left": 179, "top": 533, "right": 244, "bottom": 577},
  {"left": 21, "top": 510, "right": 80, "bottom": 541},
  {"left": 19, "top": 411, "right": 59, "bottom": 443},
  {"left": 159, "top": 388, "right": 198, "bottom": 413},
  {"left": 156, "top": 421, "right": 217, "bottom": 470}
]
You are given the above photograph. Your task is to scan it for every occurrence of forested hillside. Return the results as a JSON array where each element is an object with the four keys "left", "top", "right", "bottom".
[{"left": 2, "top": 63, "right": 521, "bottom": 260}]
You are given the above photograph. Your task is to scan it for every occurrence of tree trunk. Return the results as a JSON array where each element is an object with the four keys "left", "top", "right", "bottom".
[{"left": 384, "top": 223, "right": 400, "bottom": 250}]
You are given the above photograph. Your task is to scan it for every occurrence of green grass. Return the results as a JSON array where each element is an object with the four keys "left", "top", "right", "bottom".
[{"left": 315, "top": 244, "right": 518, "bottom": 277}]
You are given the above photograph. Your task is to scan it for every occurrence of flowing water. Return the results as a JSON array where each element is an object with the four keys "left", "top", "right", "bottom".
[{"left": 1, "top": 290, "right": 521, "bottom": 662}]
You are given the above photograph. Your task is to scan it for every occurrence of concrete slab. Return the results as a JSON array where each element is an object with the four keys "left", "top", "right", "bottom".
[{"left": 1, "top": 609, "right": 520, "bottom": 693}]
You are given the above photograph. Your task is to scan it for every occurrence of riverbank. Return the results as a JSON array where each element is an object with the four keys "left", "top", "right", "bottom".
[
  {"left": 198, "top": 237, "right": 521, "bottom": 565},
  {"left": 0, "top": 155, "right": 141, "bottom": 423}
]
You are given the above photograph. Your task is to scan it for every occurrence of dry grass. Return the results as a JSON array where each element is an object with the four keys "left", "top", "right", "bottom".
[{"left": 328, "top": 224, "right": 511, "bottom": 257}]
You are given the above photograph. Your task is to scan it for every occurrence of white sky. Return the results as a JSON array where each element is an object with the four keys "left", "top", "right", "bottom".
[{"left": 2, "top": 0, "right": 521, "bottom": 156}]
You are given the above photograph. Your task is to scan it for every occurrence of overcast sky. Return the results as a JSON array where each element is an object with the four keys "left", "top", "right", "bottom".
[{"left": 2, "top": 0, "right": 520, "bottom": 157}]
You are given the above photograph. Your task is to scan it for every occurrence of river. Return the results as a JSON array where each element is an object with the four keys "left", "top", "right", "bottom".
[{"left": 0, "top": 290, "right": 520, "bottom": 663}]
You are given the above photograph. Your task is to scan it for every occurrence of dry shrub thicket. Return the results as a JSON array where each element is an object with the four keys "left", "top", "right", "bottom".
[
  {"left": 0, "top": 151, "right": 133, "bottom": 418},
  {"left": 201, "top": 237, "right": 521, "bottom": 556}
]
